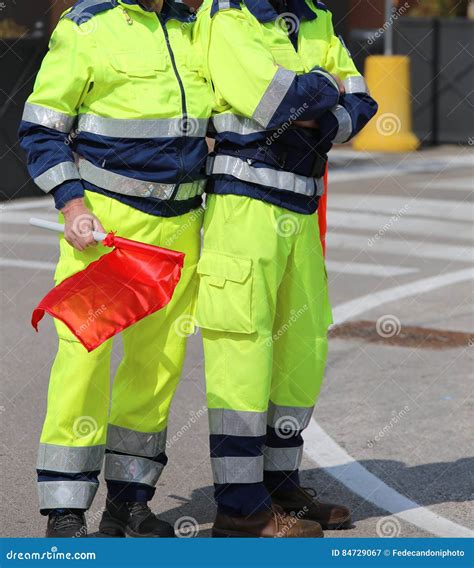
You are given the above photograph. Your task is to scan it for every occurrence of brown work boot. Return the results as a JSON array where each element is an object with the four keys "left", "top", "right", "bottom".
[
  {"left": 212, "top": 505, "right": 323, "bottom": 538},
  {"left": 271, "top": 487, "right": 352, "bottom": 530}
]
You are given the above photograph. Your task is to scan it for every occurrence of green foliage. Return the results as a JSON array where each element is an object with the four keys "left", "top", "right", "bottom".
[{"left": 408, "top": 0, "right": 469, "bottom": 18}]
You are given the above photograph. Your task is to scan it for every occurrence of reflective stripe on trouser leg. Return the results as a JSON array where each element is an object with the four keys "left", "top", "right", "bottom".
[
  {"left": 104, "top": 424, "right": 167, "bottom": 487},
  {"left": 38, "top": 481, "right": 99, "bottom": 511}
]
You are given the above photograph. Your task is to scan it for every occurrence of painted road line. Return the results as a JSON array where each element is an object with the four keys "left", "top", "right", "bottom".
[
  {"left": 332, "top": 267, "right": 474, "bottom": 325},
  {"left": 328, "top": 232, "right": 473, "bottom": 263},
  {"left": 305, "top": 267, "right": 474, "bottom": 538},
  {"left": 0, "top": 258, "right": 56, "bottom": 271},
  {"left": 328, "top": 210, "right": 472, "bottom": 242},
  {"left": 328, "top": 195, "right": 474, "bottom": 223},
  {"left": 409, "top": 177, "right": 473, "bottom": 192},
  {"left": 0, "top": 211, "right": 58, "bottom": 226},
  {"left": 0, "top": 233, "right": 59, "bottom": 246},
  {"left": 326, "top": 260, "right": 417, "bottom": 278},
  {"left": 0, "top": 197, "right": 53, "bottom": 211},
  {"left": 304, "top": 420, "right": 474, "bottom": 538}
]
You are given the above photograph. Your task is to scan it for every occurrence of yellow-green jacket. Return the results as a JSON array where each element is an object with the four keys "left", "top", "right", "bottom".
[
  {"left": 196, "top": 0, "right": 378, "bottom": 214},
  {"left": 19, "top": 0, "right": 214, "bottom": 216}
]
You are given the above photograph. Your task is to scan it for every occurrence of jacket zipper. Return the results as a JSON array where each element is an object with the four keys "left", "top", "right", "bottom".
[{"left": 157, "top": 14, "right": 187, "bottom": 192}]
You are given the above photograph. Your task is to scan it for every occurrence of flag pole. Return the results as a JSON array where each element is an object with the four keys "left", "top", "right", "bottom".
[{"left": 29, "top": 217, "right": 106, "bottom": 242}]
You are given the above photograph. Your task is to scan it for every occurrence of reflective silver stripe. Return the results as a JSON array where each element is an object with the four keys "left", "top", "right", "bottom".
[
  {"left": 211, "top": 456, "right": 264, "bottom": 484},
  {"left": 312, "top": 68, "right": 340, "bottom": 94},
  {"left": 78, "top": 115, "right": 208, "bottom": 139},
  {"left": 107, "top": 424, "right": 167, "bottom": 458},
  {"left": 209, "top": 155, "right": 323, "bottom": 197},
  {"left": 65, "top": 0, "right": 108, "bottom": 24},
  {"left": 253, "top": 66, "right": 296, "bottom": 128},
  {"left": 330, "top": 105, "right": 353, "bottom": 144},
  {"left": 212, "top": 114, "right": 268, "bottom": 136},
  {"left": 34, "top": 162, "right": 80, "bottom": 193},
  {"left": 22, "top": 103, "right": 75, "bottom": 133},
  {"left": 209, "top": 409, "right": 267, "bottom": 437},
  {"left": 38, "top": 481, "right": 98, "bottom": 510},
  {"left": 263, "top": 446, "right": 303, "bottom": 472},
  {"left": 267, "top": 402, "right": 314, "bottom": 431},
  {"left": 37, "top": 443, "right": 105, "bottom": 474},
  {"left": 216, "top": 0, "right": 231, "bottom": 9},
  {"left": 104, "top": 454, "right": 164, "bottom": 487},
  {"left": 77, "top": 158, "right": 206, "bottom": 201},
  {"left": 343, "top": 76, "right": 368, "bottom": 94}
]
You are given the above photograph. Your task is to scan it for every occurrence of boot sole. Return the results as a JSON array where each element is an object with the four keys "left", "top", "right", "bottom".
[
  {"left": 212, "top": 528, "right": 323, "bottom": 538},
  {"left": 320, "top": 518, "right": 353, "bottom": 531}
]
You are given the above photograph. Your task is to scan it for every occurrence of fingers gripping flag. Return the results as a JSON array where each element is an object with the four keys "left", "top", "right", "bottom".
[{"left": 31, "top": 233, "right": 185, "bottom": 352}]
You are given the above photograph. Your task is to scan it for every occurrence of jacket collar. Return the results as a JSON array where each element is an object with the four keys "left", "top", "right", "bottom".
[
  {"left": 118, "top": 0, "right": 194, "bottom": 22},
  {"left": 243, "top": 0, "right": 317, "bottom": 24}
]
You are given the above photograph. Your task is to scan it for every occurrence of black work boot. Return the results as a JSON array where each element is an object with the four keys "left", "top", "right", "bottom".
[
  {"left": 99, "top": 499, "right": 175, "bottom": 537},
  {"left": 46, "top": 510, "right": 87, "bottom": 538}
]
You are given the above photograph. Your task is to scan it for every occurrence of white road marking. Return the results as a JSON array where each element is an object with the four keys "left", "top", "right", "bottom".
[
  {"left": 305, "top": 267, "right": 474, "bottom": 537},
  {"left": 409, "top": 177, "right": 473, "bottom": 192},
  {"left": 0, "top": 197, "right": 53, "bottom": 211},
  {"left": 0, "top": 233, "right": 58, "bottom": 246},
  {"left": 0, "top": 258, "right": 56, "bottom": 271},
  {"left": 328, "top": 210, "right": 473, "bottom": 242},
  {"left": 0, "top": 212, "right": 57, "bottom": 225},
  {"left": 326, "top": 260, "right": 417, "bottom": 278},
  {"left": 304, "top": 421, "right": 474, "bottom": 538},
  {"left": 328, "top": 195, "right": 474, "bottom": 223},
  {"left": 332, "top": 267, "right": 474, "bottom": 324},
  {"left": 328, "top": 232, "right": 473, "bottom": 263},
  {"left": 329, "top": 154, "right": 474, "bottom": 183}
]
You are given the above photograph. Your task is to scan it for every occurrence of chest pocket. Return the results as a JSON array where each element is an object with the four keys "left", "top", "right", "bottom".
[
  {"left": 109, "top": 51, "right": 167, "bottom": 77},
  {"left": 269, "top": 46, "right": 306, "bottom": 74}
]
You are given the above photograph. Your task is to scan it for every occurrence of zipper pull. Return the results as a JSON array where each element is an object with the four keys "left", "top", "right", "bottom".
[{"left": 121, "top": 8, "right": 133, "bottom": 25}]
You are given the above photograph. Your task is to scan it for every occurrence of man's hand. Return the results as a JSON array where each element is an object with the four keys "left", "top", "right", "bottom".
[
  {"left": 332, "top": 74, "right": 346, "bottom": 95},
  {"left": 61, "top": 198, "right": 105, "bottom": 251}
]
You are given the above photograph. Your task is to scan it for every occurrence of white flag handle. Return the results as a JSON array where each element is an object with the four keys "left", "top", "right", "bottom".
[{"left": 29, "top": 217, "right": 107, "bottom": 242}]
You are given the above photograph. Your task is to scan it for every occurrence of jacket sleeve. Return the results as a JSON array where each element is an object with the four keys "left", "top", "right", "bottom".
[
  {"left": 18, "top": 18, "right": 94, "bottom": 209},
  {"left": 207, "top": 9, "right": 340, "bottom": 129},
  {"left": 318, "top": 33, "right": 378, "bottom": 145}
]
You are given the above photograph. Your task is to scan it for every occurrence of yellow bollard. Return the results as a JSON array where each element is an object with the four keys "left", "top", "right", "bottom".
[{"left": 353, "top": 55, "right": 420, "bottom": 153}]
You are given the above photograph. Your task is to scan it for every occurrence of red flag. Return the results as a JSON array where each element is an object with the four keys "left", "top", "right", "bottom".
[
  {"left": 32, "top": 233, "right": 185, "bottom": 352},
  {"left": 318, "top": 165, "right": 329, "bottom": 257}
]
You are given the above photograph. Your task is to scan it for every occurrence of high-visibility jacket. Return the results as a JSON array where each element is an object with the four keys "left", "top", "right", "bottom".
[
  {"left": 196, "top": 0, "right": 378, "bottom": 214},
  {"left": 19, "top": 0, "right": 214, "bottom": 216}
]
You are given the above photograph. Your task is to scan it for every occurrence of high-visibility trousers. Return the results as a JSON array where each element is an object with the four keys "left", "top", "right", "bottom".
[
  {"left": 37, "top": 190, "right": 202, "bottom": 512},
  {"left": 196, "top": 194, "right": 333, "bottom": 516}
]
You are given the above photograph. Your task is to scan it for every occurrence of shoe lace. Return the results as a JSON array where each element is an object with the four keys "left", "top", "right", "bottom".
[
  {"left": 53, "top": 512, "right": 84, "bottom": 533},
  {"left": 127, "top": 502, "right": 152, "bottom": 517},
  {"left": 300, "top": 487, "right": 319, "bottom": 501},
  {"left": 271, "top": 505, "right": 293, "bottom": 533}
]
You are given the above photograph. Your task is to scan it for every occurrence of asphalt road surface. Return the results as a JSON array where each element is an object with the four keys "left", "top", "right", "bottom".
[{"left": 1, "top": 146, "right": 473, "bottom": 538}]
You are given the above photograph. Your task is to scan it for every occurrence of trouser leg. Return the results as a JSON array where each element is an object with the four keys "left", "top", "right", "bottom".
[
  {"left": 37, "top": 201, "right": 115, "bottom": 513},
  {"left": 264, "top": 212, "right": 332, "bottom": 492},
  {"left": 104, "top": 208, "right": 202, "bottom": 502},
  {"left": 197, "top": 195, "right": 288, "bottom": 516}
]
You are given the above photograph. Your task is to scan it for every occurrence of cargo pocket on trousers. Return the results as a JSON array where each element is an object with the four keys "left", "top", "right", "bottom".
[{"left": 196, "top": 251, "right": 255, "bottom": 334}]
